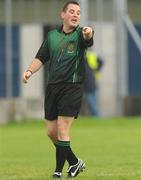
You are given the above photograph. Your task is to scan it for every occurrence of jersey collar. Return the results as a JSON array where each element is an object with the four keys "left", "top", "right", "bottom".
[{"left": 58, "top": 25, "right": 79, "bottom": 35}]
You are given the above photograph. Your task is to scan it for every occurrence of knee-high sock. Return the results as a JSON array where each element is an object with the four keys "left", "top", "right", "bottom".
[
  {"left": 55, "top": 140, "right": 70, "bottom": 172},
  {"left": 67, "top": 146, "right": 78, "bottom": 165},
  {"left": 54, "top": 141, "right": 78, "bottom": 168}
]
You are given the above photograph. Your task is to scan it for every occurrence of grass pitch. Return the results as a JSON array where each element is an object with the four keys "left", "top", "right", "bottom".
[{"left": 0, "top": 117, "right": 141, "bottom": 180}]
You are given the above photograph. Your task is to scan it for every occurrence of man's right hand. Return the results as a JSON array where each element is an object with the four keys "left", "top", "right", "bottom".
[{"left": 22, "top": 70, "right": 32, "bottom": 83}]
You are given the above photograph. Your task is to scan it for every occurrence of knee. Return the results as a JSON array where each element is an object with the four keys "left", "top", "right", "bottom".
[
  {"left": 57, "top": 125, "right": 69, "bottom": 141},
  {"left": 47, "top": 130, "right": 57, "bottom": 141}
]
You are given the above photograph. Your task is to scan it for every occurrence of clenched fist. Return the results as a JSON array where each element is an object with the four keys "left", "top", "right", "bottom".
[{"left": 22, "top": 70, "right": 32, "bottom": 83}]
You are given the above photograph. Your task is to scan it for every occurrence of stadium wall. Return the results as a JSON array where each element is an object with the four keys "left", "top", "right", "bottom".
[
  {"left": 0, "top": 24, "right": 44, "bottom": 122},
  {"left": 0, "top": 23, "right": 125, "bottom": 122},
  {"left": 124, "top": 24, "right": 141, "bottom": 116}
]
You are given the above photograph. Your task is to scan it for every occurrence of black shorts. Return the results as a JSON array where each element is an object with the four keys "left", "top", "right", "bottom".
[{"left": 44, "top": 83, "right": 83, "bottom": 120}]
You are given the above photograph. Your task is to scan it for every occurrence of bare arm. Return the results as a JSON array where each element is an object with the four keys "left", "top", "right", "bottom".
[{"left": 22, "top": 58, "right": 43, "bottom": 83}]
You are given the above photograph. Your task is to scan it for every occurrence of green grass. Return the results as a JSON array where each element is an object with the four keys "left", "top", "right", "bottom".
[{"left": 0, "top": 117, "right": 141, "bottom": 180}]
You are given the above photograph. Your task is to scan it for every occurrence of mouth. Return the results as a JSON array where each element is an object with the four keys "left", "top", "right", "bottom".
[{"left": 71, "top": 19, "right": 77, "bottom": 23}]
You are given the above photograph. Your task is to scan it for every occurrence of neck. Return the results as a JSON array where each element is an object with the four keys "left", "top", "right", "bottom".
[{"left": 62, "top": 26, "right": 75, "bottom": 33}]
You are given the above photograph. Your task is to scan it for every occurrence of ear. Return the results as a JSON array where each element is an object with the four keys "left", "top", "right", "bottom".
[{"left": 61, "top": 11, "right": 65, "bottom": 19}]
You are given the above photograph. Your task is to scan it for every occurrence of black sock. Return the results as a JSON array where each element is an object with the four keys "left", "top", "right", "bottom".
[
  {"left": 54, "top": 142, "right": 78, "bottom": 166},
  {"left": 55, "top": 140, "right": 70, "bottom": 172},
  {"left": 67, "top": 146, "right": 78, "bottom": 166}
]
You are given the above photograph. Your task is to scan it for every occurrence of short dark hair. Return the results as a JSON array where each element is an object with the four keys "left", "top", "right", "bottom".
[{"left": 62, "top": 1, "right": 80, "bottom": 12}]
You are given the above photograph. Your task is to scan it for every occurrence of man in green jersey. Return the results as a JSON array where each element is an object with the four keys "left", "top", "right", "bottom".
[{"left": 23, "top": 1, "right": 94, "bottom": 179}]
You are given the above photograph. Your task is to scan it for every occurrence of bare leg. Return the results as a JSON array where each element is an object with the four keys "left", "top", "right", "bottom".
[
  {"left": 57, "top": 116, "right": 73, "bottom": 141},
  {"left": 45, "top": 117, "right": 78, "bottom": 174},
  {"left": 45, "top": 119, "right": 57, "bottom": 143}
]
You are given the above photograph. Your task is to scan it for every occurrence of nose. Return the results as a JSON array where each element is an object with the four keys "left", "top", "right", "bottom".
[
  {"left": 73, "top": 14, "right": 78, "bottom": 19},
  {"left": 73, "top": 12, "right": 79, "bottom": 17}
]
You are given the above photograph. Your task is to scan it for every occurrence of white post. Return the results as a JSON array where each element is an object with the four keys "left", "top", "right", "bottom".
[
  {"left": 96, "top": 0, "right": 103, "bottom": 54},
  {"left": 5, "top": 0, "right": 13, "bottom": 98},
  {"left": 96, "top": 0, "right": 103, "bottom": 21},
  {"left": 79, "top": 0, "right": 88, "bottom": 26},
  {"left": 114, "top": 0, "right": 128, "bottom": 115},
  {"left": 34, "top": 0, "right": 40, "bottom": 23}
]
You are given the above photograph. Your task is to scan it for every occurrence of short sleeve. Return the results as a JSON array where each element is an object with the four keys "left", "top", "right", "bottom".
[{"left": 35, "top": 35, "right": 50, "bottom": 64}]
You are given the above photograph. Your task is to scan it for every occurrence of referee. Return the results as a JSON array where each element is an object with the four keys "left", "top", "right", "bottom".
[{"left": 23, "top": 1, "right": 94, "bottom": 179}]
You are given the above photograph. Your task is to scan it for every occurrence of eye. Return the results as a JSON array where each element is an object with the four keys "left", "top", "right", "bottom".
[
  {"left": 77, "top": 11, "right": 80, "bottom": 16},
  {"left": 69, "top": 9, "right": 74, "bottom": 14}
]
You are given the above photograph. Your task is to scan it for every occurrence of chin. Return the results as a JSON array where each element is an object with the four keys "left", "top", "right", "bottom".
[{"left": 70, "top": 24, "right": 78, "bottom": 28}]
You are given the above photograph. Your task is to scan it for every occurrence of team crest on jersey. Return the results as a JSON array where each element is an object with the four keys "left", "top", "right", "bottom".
[{"left": 67, "top": 42, "right": 76, "bottom": 53}]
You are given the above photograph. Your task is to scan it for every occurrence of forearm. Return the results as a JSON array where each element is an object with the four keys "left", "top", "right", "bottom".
[
  {"left": 23, "top": 58, "right": 43, "bottom": 83},
  {"left": 26, "top": 58, "right": 43, "bottom": 74}
]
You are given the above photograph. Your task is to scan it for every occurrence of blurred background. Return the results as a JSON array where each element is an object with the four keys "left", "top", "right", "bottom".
[{"left": 0, "top": 0, "right": 141, "bottom": 123}]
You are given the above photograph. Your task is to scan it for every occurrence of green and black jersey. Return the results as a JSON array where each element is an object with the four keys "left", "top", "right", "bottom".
[{"left": 35, "top": 26, "right": 93, "bottom": 84}]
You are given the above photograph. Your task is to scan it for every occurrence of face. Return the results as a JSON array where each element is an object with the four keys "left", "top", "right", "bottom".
[{"left": 61, "top": 4, "right": 81, "bottom": 29}]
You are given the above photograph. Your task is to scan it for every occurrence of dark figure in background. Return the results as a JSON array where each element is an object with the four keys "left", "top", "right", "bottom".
[{"left": 84, "top": 50, "right": 103, "bottom": 117}]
